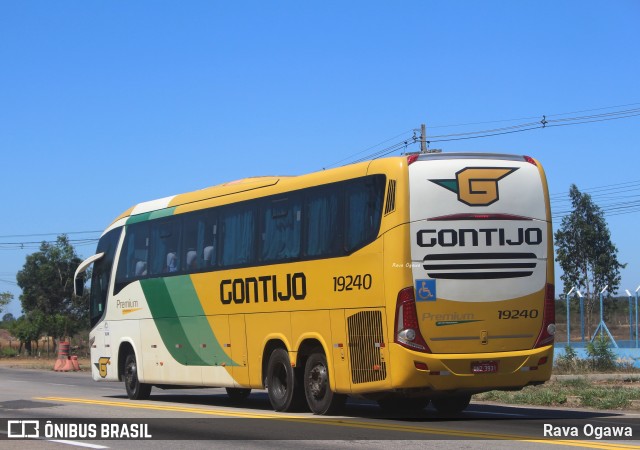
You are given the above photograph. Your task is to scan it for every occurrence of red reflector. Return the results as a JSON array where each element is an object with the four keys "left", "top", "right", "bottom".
[
  {"left": 538, "top": 357, "right": 548, "bottom": 366},
  {"left": 414, "top": 362, "right": 428, "bottom": 371}
]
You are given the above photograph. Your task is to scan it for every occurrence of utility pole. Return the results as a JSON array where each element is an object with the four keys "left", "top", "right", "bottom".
[{"left": 420, "top": 123, "right": 427, "bottom": 153}]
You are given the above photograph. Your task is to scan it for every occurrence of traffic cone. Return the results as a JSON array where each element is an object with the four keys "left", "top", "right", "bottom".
[
  {"left": 53, "top": 358, "right": 64, "bottom": 371},
  {"left": 60, "top": 358, "right": 74, "bottom": 372},
  {"left": 53, "top": 341, "right": 71, "bottom": 371}
]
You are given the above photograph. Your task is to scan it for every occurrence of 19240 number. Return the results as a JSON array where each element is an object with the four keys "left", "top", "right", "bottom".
[
  {"left": 498, "top": 309, "right": 539, "bottom": 319},
  {"left": 333, "top": 274, "right": 372, "bottom": 291}
]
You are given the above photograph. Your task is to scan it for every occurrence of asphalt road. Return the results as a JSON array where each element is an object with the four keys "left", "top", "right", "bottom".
[{"left": 0, "top": 367, "right": 639, "bottom": 449}]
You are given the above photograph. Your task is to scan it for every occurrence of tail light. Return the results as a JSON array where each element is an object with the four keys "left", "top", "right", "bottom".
[
  {"left": 394, "top": 287, "right": 431, "bottom": 353},
  {"left": 524, "top": 155, "right": 538, "bottom": 166},
  {"left": 533, "top": 283, "right": 556, "bottom": 348}
]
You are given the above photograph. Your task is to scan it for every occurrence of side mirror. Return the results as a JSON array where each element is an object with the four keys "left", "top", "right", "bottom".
[{"left": 74, "top": 275, "right": 85, "bottom": 297}]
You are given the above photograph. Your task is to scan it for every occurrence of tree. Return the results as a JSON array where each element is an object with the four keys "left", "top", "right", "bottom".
[
  {"left": 0, "top": 291, "right": 12, "bottom": 315},
  {"left": 9, "top": 312, "right": 45, "bottom": 355},
  {"left": 1, "top": 312, "right": 15, "bottom": 326},
  {"left": 554, "top": 184, "right": 625, "bottom": 337},
  {"left": 16, "top": 235, "right": 88, "bottom": 341}
]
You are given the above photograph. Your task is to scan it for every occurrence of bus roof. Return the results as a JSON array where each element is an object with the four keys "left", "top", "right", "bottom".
[{"left": 110, "top": 159, "right": 380, "bottom": 226}]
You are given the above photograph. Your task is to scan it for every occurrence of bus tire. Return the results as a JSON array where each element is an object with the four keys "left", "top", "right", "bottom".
[
  {"left": 432, "top": 394, "right": 471, "bottom": 415},
  {"left": 304, "top": 350, "right": 346, "bottom": 415},
  {"left": 266, "top": 348, "right": 306, "bottom": 412},
  {"left": 377, "top": 397, "right": 430, "bottom": 413},
  {"left": 124, "top": 353, "right": 151, "bottom": 400},
  {"left": 225, "top": 387, "right": 251, "bottom": 402}
]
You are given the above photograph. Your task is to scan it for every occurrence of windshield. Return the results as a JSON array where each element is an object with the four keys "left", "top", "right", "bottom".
[{"left": 90, "top": 227, "right": 122, "bottom": 328}]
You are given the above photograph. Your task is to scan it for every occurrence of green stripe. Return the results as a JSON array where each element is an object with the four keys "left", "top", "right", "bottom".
[
  {"left": 140, "top": 276, "right": 237, "bottom": 367},
  {"left": 127, "top": 207, "right": 177, "bottom": 225}
]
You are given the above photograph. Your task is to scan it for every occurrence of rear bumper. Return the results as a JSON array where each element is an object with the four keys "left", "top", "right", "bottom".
[{"left": 387, "top": 343, "right": 553, "bottom": 394}]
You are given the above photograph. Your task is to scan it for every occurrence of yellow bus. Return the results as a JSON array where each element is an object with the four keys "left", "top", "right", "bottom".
[{"left": 75, "top": 152, "right": 555, "bottom": 415}]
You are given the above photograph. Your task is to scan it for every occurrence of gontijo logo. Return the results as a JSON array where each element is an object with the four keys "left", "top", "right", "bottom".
[{"left": 430, "top": 167, "right": 518, "bottom": 206}]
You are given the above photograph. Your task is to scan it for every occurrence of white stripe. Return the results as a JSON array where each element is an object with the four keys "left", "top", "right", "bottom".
[
  {"left": 131, "top": 195, "right": 175, "bottom": 215},
  {"left": 49, "top": 440, "right": 109, "bottom": 449}
]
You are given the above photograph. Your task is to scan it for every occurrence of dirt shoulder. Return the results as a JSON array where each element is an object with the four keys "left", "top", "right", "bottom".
[{"left": 0, "top": 356, "right": 91, "bottom": 371}]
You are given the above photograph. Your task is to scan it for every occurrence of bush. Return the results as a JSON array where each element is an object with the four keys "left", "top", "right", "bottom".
[
  {"left": 0, "top": 347, "right": 18, "bottom": 358},
  {"left": 586, "top": 335, "right": 617, "bottom": 371},
  {"left": 554, "top": 345, "right": 589, "bottom": 373}
]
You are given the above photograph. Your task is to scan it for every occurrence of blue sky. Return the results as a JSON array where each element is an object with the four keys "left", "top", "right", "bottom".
[{"left": 1, "top": 1, "right": 639, "bottom": 317}]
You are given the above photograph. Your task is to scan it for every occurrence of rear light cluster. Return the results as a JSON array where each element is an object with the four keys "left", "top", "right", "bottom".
[
  {"left": 533, "top": 283, "right": 556, "bottom": 348},
  {"left": 394, "top": 287, "right": 431, "bottom": 353}
]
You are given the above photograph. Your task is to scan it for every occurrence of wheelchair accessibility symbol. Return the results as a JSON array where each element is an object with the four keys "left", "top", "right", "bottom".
[{"left": 415, "top": 279, "right": 436, "bottom": 302}]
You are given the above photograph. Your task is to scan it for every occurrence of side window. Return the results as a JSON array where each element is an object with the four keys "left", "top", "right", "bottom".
[
  {"left": 305, "top": 188, "right": 341, "bottom": 257},
  {"left": 262, "top": 196, "right": 301, "bottom": 262},
  {"left": 220, "top": 204, "right": 256, "bottom": 267},
  {"left": 183, "top": 212, "right": 218, "bottom": 271},
  {"left": 149, "top": 218, "right": 181, "bottom": 275},
  {"left": 115, "top": 222, "right": 150, "bottom": 291},
  {"left": 345, "top": 176, "right": 385, "bottom": 252}
]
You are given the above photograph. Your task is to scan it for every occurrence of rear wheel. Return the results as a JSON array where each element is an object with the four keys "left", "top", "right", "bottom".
[
  {"left": 124, "top": 353, "right": 151, "bottom": 400},
  {"left": 225, "top": 388, "right": 251, "bottom": 402},
  {"left": 304, "top": 350, "right": 346, "bottom": 415},
  {"left": 431, "top": 394, "right": 471, "bottom": 415},
  {"left": 266, "top": 348, "right": 306, "bottom": 412}
]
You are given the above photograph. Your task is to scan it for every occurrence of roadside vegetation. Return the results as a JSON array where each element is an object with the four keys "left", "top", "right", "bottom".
[
  {"left": 476, "top": 337, "right": 640, "bottom": 410},
  {"left": 476, "top": 377, "right": 640, "bottom": 410}
]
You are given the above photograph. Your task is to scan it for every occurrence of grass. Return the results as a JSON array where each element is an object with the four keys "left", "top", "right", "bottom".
[{"left": 476, "top": 378, "right": 640, "bottom": 410}]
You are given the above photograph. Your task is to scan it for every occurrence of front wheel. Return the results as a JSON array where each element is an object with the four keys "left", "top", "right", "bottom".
[
  {"left": 431, "top": 394, "right": 471, "bottom": 415},
  {"left": 304, "top": 350, "right": 346, "bottom": 415},
  {"left": 124, "top": 353, "right": 151, "bottom": 400}
]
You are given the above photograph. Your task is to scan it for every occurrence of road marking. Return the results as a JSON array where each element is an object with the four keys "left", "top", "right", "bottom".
[
  {"left": 0, "top": 431, "right": 109, "bottom": 449},
  {"left": 50, "top": 440, "right": 109, "bottom": 449},
  {"left": 36, "top": 396, "right": 639, "bottom": 449}
]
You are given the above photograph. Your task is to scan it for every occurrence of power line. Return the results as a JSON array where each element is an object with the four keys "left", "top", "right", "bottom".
[
  {"left": 426, "top": 102, "right": 640, "bottom": 129},
  {"left": 329, "top": 103, "right": 640, "bottom": 167},
  {"left": 0, "top": 230, "right": 101, "bottom": 239}
]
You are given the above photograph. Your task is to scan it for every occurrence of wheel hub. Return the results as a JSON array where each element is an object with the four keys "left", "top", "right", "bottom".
[{"left": 308, "top": 363, "right": 327, "bottom": 398}]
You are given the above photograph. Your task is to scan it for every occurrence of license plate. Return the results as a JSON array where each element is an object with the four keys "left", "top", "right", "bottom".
[{"left": 471, "top": 360, "right": 498, "bottom": 374}]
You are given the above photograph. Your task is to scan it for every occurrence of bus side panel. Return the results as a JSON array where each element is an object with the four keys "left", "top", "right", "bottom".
[
  {"left": 201, "top": 315, "right": 232, "bottom": 387},
  {"left": 245, "top": 312, "right": 292, "bottom": 388},
  {"left": 229, "top": 314, "right": 251, "bottom": 387},
  {"left": 329, "top": 309, "right": 351, "bottom": 394},
  {"left": 291, "top": 310, "right": 333, "bottom": 385}
]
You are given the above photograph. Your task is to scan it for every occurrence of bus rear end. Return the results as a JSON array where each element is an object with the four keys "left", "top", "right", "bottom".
[{"left": 390, "top": 153, "right": 554, "bottom": 403}]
